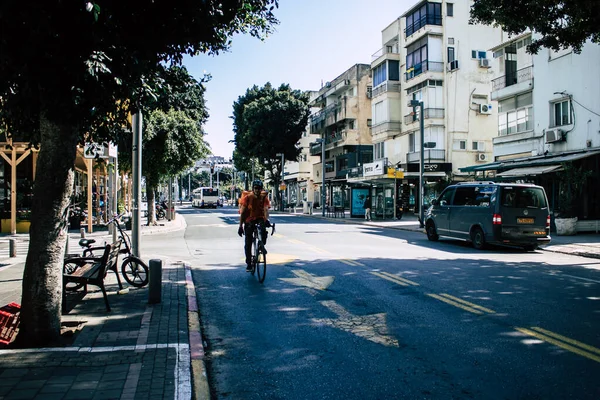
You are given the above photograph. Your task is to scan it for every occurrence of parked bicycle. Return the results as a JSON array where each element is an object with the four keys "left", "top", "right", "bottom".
[
  {"left": 248, "top": 220, "right": 276, "bottom": 283},
  {"left": 64, "top": 214, "right": 149, "bottom": 291}
]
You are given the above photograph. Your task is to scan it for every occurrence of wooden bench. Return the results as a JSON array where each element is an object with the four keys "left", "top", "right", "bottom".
[{"left": 62, "top": 239, "right": 123, "bottom": 312}]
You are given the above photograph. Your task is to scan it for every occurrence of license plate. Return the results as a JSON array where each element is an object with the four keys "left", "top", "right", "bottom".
[{"left": 517, "top": 217, "right": 534, "bottom": 224}]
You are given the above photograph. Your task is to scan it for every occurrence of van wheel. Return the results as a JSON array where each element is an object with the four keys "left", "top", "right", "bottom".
[
  {"left": 471, "top": 227, "right": 486, "bottom": 250},
  {"left": 426, "top": 222, "right": 439, "bottom": 241}
]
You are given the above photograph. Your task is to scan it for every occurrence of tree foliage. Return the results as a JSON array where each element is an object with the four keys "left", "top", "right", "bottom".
[
  {"left": 470, "top": 0, "right": 599, "bottom": 54},
  {"left": 0, "top": 0, "right": 279, "bottom": 347},
  {"left": 232, "top": 83, "right": 310, "bottom": 187}
]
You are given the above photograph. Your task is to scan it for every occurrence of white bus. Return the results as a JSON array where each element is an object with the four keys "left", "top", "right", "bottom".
[{"left": 192, "top": 187, "right": 220, "bottom": 208}]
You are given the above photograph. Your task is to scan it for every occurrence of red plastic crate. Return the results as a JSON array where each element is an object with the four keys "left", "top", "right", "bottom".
[{"left": 0, "top": 302, "right": 21, "bottom": 345}]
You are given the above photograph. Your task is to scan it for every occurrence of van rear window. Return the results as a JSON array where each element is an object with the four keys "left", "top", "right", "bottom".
[{"left": 501, "top": 187, "right": 547, "bottom": 208}]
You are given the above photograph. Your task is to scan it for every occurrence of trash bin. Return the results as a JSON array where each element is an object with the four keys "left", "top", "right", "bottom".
[{"left": 303, "top": 200, "right": 308, "bottom": 214}]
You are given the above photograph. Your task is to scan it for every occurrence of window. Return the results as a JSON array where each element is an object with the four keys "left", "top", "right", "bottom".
[
  {"left": 447, "top": 3, "right": 453, "bottom": 16},
  {"left": 405, "top": 2, "right": 442, "bottom": 37},
  {"left": 388, "top": 60, "right": 400, "bottom": 81},
  {"left": 448, "top": 47, "right": 455, "bottom": 62},
  {"left": 471, "top": 50, "right": 487, "bottom": 59},
  {"left": 498, "top": 93, "right": 533, "bottom": 135},
  {"left": 406, "top": 37, "right": 428, "bottom": 79},
  {"left": 373, "top": 62, "right": 387, "bottom": 86},
  {"left": 348, "top": 120, "right": 355, "bottom": 130},
  {"left": 374, "top": 142, "right": 384, "bottom": 159},
  {"left": 409, "top": 133, "right": 415, "bottom": 152},
  {"left": 472, "top": 141, "right": 485, "bottom": 151},
  {"left": 552, "top": 100, "right": 572, "bottom": 126},
  {"left": 438, "top": 188, "right": 455, "bottom": 206},
  {"left": 453, "top": 140, "right": 466, "bottom": 150},
  {"left": 453, "top": 187, "right": 477, "bottom": 206}
]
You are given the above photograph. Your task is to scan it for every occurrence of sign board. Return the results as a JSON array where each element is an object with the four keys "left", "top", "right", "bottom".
[
  {"left": 83, "top": 143, "right": 103, "bottom": 159},
  {"left": 363, "top": 161, "right": 384, "bottom": 177},
  {"left": 387, "top": 167, "right": 404, "bottom": 179},
  {"left": 279, "top": 184, "right": 287, "bottom": 191}
]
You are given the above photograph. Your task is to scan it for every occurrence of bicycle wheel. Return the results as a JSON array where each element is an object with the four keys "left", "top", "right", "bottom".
[
  {"left": 121, "top": 257, "right": 149, "bottom": 287},
  {"left": 256, "top": 242, "right": 267, "bottom": 283},
  {"left": 63, "top": 260, "right": 85, "bottom": 292},
  {"left": 250, "top": 238, "right": 257, "bottom": 276}
]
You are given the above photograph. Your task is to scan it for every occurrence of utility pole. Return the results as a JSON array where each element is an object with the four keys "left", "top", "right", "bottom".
[
  {"left": 410, "top": 99, "right": 425, "bottom": 228},
  {"left": 315, "top": 139, "right": 326, "bottom": 216},
  {"left": 276, "top": 153, "right": 285, "bottom": 211},
  {"left": 132, "top": 110, "right": 142, "bottom": 257}
]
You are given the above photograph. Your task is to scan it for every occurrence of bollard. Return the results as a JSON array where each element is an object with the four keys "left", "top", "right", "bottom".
[
  {"left": 9, "top": 239, "right": 16, "bottom": 258},
  {"left": 148, "top": 259, "right": 162, "bottom": 304},
  {"left": 80, "top": 228, "right": 86, "bottom": 238}
]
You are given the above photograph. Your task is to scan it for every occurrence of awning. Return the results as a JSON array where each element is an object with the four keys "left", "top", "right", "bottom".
[
  {"left": 460, "top": 150, "right": 600, "bottom": 173},
  {"left": 496, "top": 165, "right": 562, "bottom": 178}
]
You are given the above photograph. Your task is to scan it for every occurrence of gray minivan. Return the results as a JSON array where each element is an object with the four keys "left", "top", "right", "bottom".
[{"left": 425, "top": 182, "right": 551, "bottom": 251}]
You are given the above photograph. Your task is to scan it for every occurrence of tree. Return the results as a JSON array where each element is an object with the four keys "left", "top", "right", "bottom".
[
  {"left": 118, "top": 65, "right": 211, "bottom": 225},
  {"left": 143, "top": 108, "right": 210, "bottom": 225},
  {"left": 232, "top": 83, "right": 310, "bottom": 206},
  {"left": 470, "top": 0, "right": 600, "bottom": 54},
  {"left": 1, "top": 0, "right": 279, "bottom": 347}
]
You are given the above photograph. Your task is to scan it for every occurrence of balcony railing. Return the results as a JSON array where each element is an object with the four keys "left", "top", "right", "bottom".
[
  {"left": 406, "top": 149, "right": 446, "bottom": 163},
  {"left": 371, "top": 43, "right": 400, "bottom": 61},
  {"left": 492, "top": 66, "right": 533, "bottom": 91},
  {"left": 371, "top": 121, "right": 402, "bottom": 136},
  {"left": 404, "top": 15, "right": 442, "bottom": 37},
  {"left": 405, "top": 61, "right": 444, "bottom": 81},
  {"left": 403, "top": 108, "right": 445, "bottom": 125},
  {"left": 372, "top": 82, "right": 401, "bottom": 98}
]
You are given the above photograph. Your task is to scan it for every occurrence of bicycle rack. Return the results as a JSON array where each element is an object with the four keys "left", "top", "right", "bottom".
[{"left": 0, "top": 302, "right": 21, "bottom": 345}]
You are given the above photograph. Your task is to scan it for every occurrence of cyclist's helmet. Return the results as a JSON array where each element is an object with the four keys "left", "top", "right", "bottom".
[{"left": 252, "top": 179, "right": 263, "bottom": 189}]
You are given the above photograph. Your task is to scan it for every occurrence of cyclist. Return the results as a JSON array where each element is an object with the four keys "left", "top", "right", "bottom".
[{"left": 238, "top": 179, "right": 271, "bottom": 271}]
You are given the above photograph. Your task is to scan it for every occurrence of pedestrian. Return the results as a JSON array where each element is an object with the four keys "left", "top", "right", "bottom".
[{"left": 364, "top": 195, "right": 372, "bottom": 221}]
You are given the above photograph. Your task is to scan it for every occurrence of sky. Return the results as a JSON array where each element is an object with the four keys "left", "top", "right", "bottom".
[{"left": 183, "top": 0, "right": 414, "bottom": 158}]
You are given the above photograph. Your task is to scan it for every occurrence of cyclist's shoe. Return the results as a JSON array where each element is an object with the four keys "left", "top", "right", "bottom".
[
  {"left": 246, "top": 263, "right": 253, "bottom": 272},
  {"left": 260, "top": 244, "right": 268, "bottom": 255}
]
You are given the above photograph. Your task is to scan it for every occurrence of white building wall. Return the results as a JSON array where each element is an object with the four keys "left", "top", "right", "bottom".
[{"left": 532, "top": 39, "right": 600, "bottom": 153}]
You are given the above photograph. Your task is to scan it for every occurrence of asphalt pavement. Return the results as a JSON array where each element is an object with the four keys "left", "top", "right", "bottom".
[{"left": 0, "top": 205, "right": 598, "bottom": 399}]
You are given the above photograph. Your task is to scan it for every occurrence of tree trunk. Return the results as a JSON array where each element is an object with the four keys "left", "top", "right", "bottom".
[
  {"left": 146, "top": 184, "right": 156, "bottom": 226},
  {"left": 14, "top": 114, "right": 78, "bottom": 347}
]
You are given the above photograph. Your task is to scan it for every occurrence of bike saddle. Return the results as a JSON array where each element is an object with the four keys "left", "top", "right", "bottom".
[{"left": 78, "top": 238, "right": 96, "bottom": 247}]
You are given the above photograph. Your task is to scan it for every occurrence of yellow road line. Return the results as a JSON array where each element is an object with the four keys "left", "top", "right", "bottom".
[
  {"left": 427, "top": 293, "right": 484, "bottom": 315},
  {"left": 530, "top": 327, "right": 600, "bottom": 356},
  {"left": 287, "top": 239, "right": 305, "bottom": 245},
  {"left": 516, "top": 327, "right": 600, "bottom": 363},
  {"left": 438, "top": 294, "right": 495, "bottom": 314},
  {"left": 339, "top": 259, "right": 364, "bottom": 267},
  {"left": 378, "top": 271, "right": 419, "bottom": 286},
  {"left": 371, "top": 271, "right": 410, "bottom": 286}
]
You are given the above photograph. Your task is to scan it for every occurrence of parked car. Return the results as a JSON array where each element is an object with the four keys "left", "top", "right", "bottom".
[{"left": 425, "top": 181, "right": 551, "bottom": 251}]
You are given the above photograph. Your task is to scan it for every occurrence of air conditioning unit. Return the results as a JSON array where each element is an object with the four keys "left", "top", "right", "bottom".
[
  {"left": 478, "top": 104, "right": 492, "bottom": 114},
  {"left": 476, "top": 153, "right": 488, "bottom": 162},
  {"left": 479, "top": 58, "right": 491, "bottom": 68},
  {"left": 448, "top": 60, "right": 459, "bottom": 71},
  {"left": 545, "top": 128, "right": 564, "bottom": 143},
  {"left": 325, "top": 81, "right": 331, "bottom": 88}
]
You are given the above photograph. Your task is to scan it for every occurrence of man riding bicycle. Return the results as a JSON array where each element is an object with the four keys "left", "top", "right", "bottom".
[{"left": 238, "top": 179, "right": 271, "bottom": 271}]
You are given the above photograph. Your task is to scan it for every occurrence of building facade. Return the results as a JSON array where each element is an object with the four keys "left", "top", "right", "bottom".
[{"left": 308, "top": 64, "right": 373, "bottom": 210}]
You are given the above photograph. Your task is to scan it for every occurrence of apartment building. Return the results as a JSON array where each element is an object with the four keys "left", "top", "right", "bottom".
[
  {"left": 347, "top": 0, "right": 504, "bottom": 218},
  {"left": 307, "top": 64, "right": 373, "bottom": 210},
  {"left": 461, "top": 35, "right": 600, "bottom": 229}
]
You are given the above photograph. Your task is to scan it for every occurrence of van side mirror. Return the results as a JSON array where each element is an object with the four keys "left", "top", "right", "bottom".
[{"left": 431, "top": 199, "right": 439, "bottom": 206}]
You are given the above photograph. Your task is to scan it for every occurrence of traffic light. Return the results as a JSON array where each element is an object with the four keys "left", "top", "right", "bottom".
[{"left": 210, "top": 165, "right": 214, "bottom": 174}]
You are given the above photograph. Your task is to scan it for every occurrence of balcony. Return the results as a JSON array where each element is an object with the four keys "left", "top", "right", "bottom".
[
  {"left": 371, "top": 44, "right": 401, "bottom": 64},
  {"left": 405, "top": 60, "right": 444, "bottom": 81},
  {"left": 403, "top": 108, "right": 445, "bottom": 125},
  {"left": 372, "top": 81, "right": 401, "bottom": 98},
  {"left": 404, "top": 15, "right": 442, "bottom": 38},
  {"left": 491, "top": 66, "right": 533, "bottom": 100},
  {"left": 407, "top": 149, "right": 446, "bottom": 163}
]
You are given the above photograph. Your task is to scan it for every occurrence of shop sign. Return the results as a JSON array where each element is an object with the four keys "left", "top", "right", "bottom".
[{"left": 363, "top": 161, "right": 384, "bottom": 177}]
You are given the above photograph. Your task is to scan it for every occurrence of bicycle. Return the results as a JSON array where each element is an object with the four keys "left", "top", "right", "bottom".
[
  {"left": 248, "top": 220, "right": 276, "bottom": 283},
  {"left": 64, "top": 214, "right": 149, "bottom": 290}
]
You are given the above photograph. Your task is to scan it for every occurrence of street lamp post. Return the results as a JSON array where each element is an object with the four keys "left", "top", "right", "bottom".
[
  {"left": 410, "top": 99, "right": 425, "bottom": 228},
  {"left": 276, "top": 153, "right": 285, "bottom": 211},
  {"left": 315, "top": 139, "right": 326, "bottom": 217}
]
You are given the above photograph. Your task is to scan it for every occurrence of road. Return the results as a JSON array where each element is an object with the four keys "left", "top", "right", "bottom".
[{"left": 176, "top": 205, "right": 600, "bottom": 399}]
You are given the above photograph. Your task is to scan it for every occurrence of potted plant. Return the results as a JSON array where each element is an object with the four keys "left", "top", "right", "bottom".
[{"left": 554, "top": 162, "right": 591, "bottom": 236}]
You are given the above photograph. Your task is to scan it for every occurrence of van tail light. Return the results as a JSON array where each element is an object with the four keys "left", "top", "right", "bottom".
[
  {"left": 493, "top": 213, "right": 502, "bottom": 225},
  {"left": 546, "top": 215, "right": 551, "bottom": 229}
]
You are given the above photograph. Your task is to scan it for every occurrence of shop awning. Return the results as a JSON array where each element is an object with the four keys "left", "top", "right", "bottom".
[
  {"left": 496, "top": 165, "right": 562, "bottom": 178},
  {"left": 460, "top": 150, "right": 600, "bottom": 173}
]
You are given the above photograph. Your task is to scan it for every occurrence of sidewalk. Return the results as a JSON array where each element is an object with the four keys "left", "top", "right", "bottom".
[
  {"left": 0, "top": 214, "right": 209, "bottom": 400},
  {"left": 0, "top": 207, "right": 598, "bottom": 400}
]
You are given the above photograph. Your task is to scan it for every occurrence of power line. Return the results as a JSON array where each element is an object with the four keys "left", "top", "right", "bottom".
[{"left": 572, "top": 98, "right": 600, "bottom": 117}]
